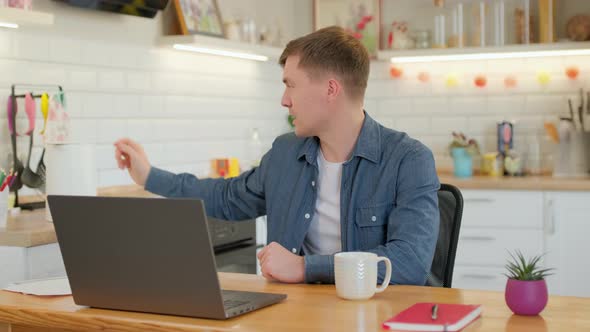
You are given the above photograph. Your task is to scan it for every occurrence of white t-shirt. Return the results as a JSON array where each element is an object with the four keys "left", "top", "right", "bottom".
[{"left": 302, "top": 149, "right": 343, "bottom": 255}]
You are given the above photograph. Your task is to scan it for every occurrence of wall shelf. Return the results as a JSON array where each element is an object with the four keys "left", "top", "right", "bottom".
[
  {"left": 0, "top": 7, "right": 54, "bottom": 28},
  {"left": 159, "top": 34, "right": 283, "bottom": 62},
  {"left": 378, "top": 41, "right": 590, "bottom": 63}
]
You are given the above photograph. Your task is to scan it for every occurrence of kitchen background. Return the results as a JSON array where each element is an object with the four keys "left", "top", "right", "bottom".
[
  {"left": 1, "top": 0, "right": 589, "bottom": 195},
  {"left": 1, "top": 0, "right": 589, "bottom": 297}
]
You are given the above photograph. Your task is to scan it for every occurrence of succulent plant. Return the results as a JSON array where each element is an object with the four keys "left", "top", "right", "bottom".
[
  {"left": 449, "top": 132, "right": 480, "bottom": 156},
  {"left": 504, "top": 250, "right": 554, "bottom": 281}
]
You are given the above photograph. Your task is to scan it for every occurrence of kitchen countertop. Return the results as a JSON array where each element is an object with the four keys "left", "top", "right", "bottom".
[
  {"left": 2, "top": 174, "right": 590, "bottom": 248},
  {"left": 438, "top": 173, "right": 590, "bottom": 191},
  {"left": 0, "top": 185, "right": 153, "bottom": 248}
]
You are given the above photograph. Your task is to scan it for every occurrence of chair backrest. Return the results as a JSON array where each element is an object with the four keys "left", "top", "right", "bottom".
[{"left": 426, "top": 183, "right": 464, "bottom": 288}]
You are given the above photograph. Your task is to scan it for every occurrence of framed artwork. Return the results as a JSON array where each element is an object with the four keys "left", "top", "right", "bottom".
[
  {"left": 313, "top": 0, "right": 381, "bottom": 57},
  {"left": 173, "top": 0, "right": 225, "bottom": 37}
]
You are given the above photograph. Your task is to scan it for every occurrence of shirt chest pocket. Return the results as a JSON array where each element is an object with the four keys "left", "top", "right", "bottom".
[{"left": 355, "top": 203, "right": 394, "bottom": 249}]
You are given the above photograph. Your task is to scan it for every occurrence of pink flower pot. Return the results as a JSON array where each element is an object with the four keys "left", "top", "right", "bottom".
[{"left": 505, "top": 279, "right": 548, "bottom": 316}]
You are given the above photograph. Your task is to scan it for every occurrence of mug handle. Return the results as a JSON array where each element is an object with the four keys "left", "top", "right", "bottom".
[{"left": 375, "top": 257, "right": 392, "bottom": 293}]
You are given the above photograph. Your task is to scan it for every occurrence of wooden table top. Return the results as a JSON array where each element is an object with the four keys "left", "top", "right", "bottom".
[{"left": 0, "top": 273, "right": 589, "bottom": 332}]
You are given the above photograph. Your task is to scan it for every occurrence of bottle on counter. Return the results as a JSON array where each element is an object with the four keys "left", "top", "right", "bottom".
[{"left": 247, "top": 128, "right": 264, "bottom": 170}]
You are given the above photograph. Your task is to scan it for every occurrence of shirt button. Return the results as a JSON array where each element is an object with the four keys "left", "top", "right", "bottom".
[
  {"left": 311, "top": 181, "right": 315, "bottom": 187},
  {"left": 292, "top": 248, "right": 297, "bottom": 253},
  {"left": 371, "top": 216, "right": 377, "bottom": 222},
  {"left": 305, "top": 213, "right": 311, "bottom": 219}
]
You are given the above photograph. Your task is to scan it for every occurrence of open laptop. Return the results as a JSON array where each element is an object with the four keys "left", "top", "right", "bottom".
[{"left": 47, "top": 195, "right": 286, "bottom": 320}]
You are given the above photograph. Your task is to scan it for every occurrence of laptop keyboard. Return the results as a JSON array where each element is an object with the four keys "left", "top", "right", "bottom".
[{"left": 223, "top": 299, "right": 249, "bottom": 309}]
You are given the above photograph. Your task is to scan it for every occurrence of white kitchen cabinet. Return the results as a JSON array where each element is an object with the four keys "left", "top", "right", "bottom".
[
  {"left": 453, "top": 190, "right": 545, "bottom": 292},
  {"left": 453, "top": 189, "right": 590, "bottom": 298},
  {"left": 543, "top": 192, "right": 590, "bottom": 297},
  {"left": 0, "top": 243, "right": 66, "bottom": 288}
]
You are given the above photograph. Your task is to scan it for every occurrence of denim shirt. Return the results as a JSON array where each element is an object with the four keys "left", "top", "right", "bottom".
[{"left": 145, "top": 112, "right": 440, "bottom": 285}]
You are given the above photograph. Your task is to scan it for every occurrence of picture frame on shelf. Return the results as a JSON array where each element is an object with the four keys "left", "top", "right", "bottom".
[
  {"left": 173, "top": 0, "right": 225, "bottom": 37},
  {"left": 313, "top": 0, "right": 381, "bottom": 57}
]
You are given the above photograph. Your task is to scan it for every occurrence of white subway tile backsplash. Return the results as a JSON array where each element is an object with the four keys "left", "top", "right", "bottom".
[
  {"left": 413, "top": 97, "right": 448, "bottom": 115},
  {"left": 467, "top": 116, "right": 500, "bottom": 136},
  {"left": 96, "top": 145, "right": 117, "bottom": 170},
  {"left": 81, "top": 41, "right": 113, "bottom": 67},
  {"left": 97, "top": 120, "right": 127, "bottom": 144},
  {"left": 111, "top": 46, "right": 142, "bottom": 69},
  {"left": 69, "top": 119, "right": 98, "bottom": 144},
  {"left": 487, "top": 96, "right": 526, "bottom": 114},
  {"left": 512, "top": 116, "right": 546, "bottom": 135},
  {"left": 126, "top": 71, "right": 151, "bottom": 91},
  {"left": 68, "top": 70, "right": 97, "bottom": 90},
  {"left": 13, "top": 34, "right": 49, "bottom": 61},
  {"left": 395, "top": 117, "right": 431, "bottom": 136},
  {"left": 30, "top": 64, "right": 67, "bottom": 86},
  {"left": 0, "top": 31, "right": 13, "bottom": 58},
  {"left": 449, "top": 97, "right": 488, "bottom": 115},
  {"left": 430, "top": 116, "right": 468, "bottom": 135},
  {"left": 84, "top": 93, "right": 114, "bottom": 117},
  {"left": 142, "top": 143, "right": 164, "bottom": 166},
  {"left": 525, "top": 95, "right": 565, "bottom": 115},
  {"left": 49, "top": 38, "right": 82, "bottom": 64},
  {"left": 140, "top": 95, "right": 164, "bottom": 117},
  {"left": 376, "top": 99, "right": 412, "bottom": 116},
  {"left": 113, "top": 95, "right": 140, "bottom": 118},
  {"left": 366, "top": 80, "right": 399, "bottom": 99},
  {"left": 127, "top": 120, "right": 155, "bottom": 143},
  {"left": 98, "top": 71, "right": 125, "bottom": 90},
  {"left": 66, "top": 92, "right": 85, "bottom": 117},
  {"left": 0, "top": 31, "right": 584, "bottom": 189}
]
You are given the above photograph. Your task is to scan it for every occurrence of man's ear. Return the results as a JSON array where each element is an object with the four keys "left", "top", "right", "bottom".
[{"left": 327, "top": 78, "right": 342, "bottom": 102}]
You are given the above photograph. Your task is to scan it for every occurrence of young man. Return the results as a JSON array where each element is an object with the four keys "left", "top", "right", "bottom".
[{"left": 114, "top": 26, "right": 440, "bottom": 285}]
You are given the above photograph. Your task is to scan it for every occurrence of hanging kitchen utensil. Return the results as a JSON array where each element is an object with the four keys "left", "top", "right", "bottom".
[
  {"left": 20, "top": 93, "right": 44, "bottom": 189},
  {"left": 544, "top": 122, "right": 560, "bottom": 143},
  {"left": 45, "top": 92, "right": 71, "bottom": 144},
  {"left": 7, "top": 95, "right": 27, "bottom": 191},
  {"left": 34, "top": 92, "right": 49, "bottom": 189},
  {"left": 40, "top": 93, "right": 49, "bottom": 135},
  {"left": 568, "top": 98, "right": 577, "bottom": 130}
]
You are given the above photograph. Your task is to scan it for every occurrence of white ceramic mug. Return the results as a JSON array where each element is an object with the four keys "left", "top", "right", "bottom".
[{"left": 334, "top": 252, "right": 392, "bottom": 300}]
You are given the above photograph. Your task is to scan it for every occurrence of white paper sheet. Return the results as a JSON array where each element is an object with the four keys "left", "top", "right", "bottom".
[{"left": 3, "top": 276, "right": 71, "bottom": 296}]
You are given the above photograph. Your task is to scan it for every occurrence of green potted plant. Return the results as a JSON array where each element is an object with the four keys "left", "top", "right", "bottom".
[
  {"left": 448, "top": 132, "right": 480, "bottom": 178},
  {"left": 504, "top": 250, "right": 554, "bottom": 316}
]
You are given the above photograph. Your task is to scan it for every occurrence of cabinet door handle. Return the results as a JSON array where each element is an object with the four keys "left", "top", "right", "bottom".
[
  {"left": 461, "top": 274, "right": 497, "bottom": 280},
  {"left": 544, "top": 198, "right": 556, "bottom": 235},
  {"left": 464, "top": 198, "right": 495, "bottom": 203},
  {"left": 460, "top": 236, "right": 495, "bottom": 242}
]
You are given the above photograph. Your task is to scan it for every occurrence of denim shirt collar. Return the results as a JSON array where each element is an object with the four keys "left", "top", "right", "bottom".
[{"left": 297, "top": 111, "right": 381, "bottom": 165}]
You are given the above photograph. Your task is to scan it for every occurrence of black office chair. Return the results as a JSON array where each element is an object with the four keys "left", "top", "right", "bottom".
[{"left": 426, "top": 183, "right": 464, "bottom": 288}]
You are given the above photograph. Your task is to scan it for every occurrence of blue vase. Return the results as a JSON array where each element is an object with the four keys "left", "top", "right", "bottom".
[{"left": 451, "top": 147, "right": 473, "bottom": 178}]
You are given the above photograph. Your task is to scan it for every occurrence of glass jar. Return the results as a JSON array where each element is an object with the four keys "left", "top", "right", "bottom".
[
  {"left": 434, "top": 14, "right": 447, "bottom": 48},
  {"left": 471, "top": 1, "right": 487, "bottom": 47},
  {"left": 515, "top": 0, "right": 534, "bottom": 44},
  {"left": 414, "top": 30, "right": 431, "bottom": 49},
  {"left": 539, "top": 0, "right": 556, "bottom": 43},
  {"left": 449, "top": 2, "right": 465, "bottom": 48},
  {"left": 492, "top": 0, "right": 506, "bottom": 46}
]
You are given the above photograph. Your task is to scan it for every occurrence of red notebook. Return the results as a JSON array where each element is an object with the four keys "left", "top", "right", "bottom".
[{"left": 382, "top": 303, "right": 482, "bottom": 331}]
